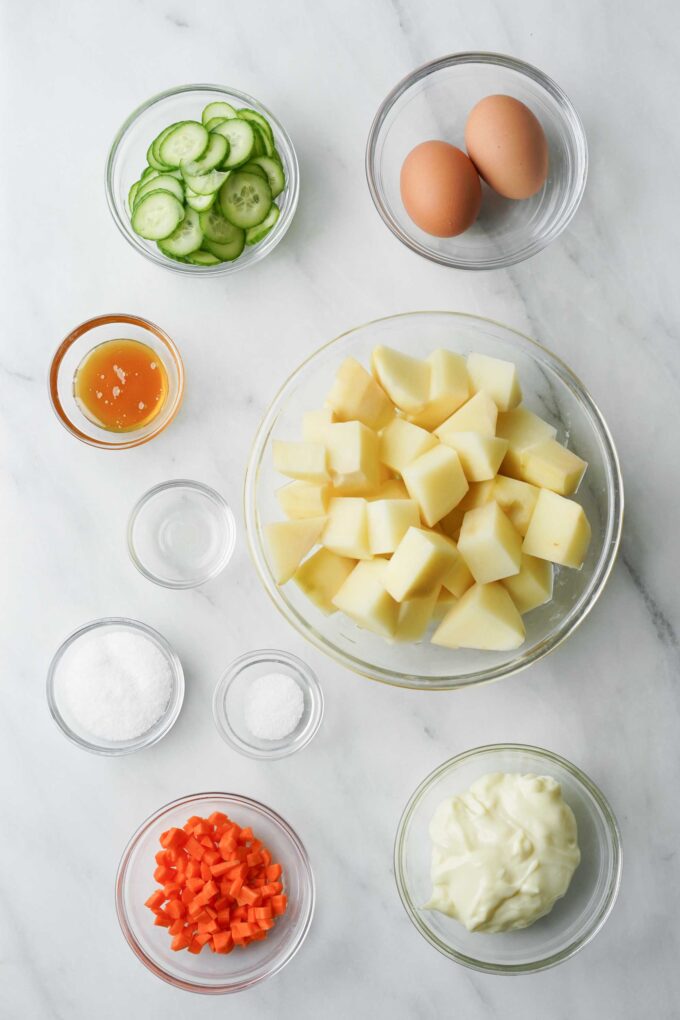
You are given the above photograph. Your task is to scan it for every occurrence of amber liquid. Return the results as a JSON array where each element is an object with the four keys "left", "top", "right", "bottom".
[{"left": 74, "top": 339, "right": 169, "bottom": 432}]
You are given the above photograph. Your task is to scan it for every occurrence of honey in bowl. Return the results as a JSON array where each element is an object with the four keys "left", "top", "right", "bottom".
[{"left": 73, "top": 339, "right": 169, "bottom": 432}]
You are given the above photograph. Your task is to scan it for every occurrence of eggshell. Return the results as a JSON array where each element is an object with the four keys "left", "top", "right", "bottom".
[
  {"left": 400, "top": 141, "right": 482, "bottom": 237},
  {"left": 465, "top": 95, "right": 548, "bottom": 200}
]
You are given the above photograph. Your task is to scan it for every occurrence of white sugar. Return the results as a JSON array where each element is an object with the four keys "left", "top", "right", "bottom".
[{"left": 244, "top": 672, "right": 304, "bottom": 741}]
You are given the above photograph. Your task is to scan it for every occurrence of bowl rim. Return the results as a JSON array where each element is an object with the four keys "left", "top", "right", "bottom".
[
  {"left": 365, "top": 51, "right": 589, "bottom": 270},
  {"left": 212, "top": 649, "right": 325, "bottom": 759},
  {"left": 48, "top": 313, "right": 185, "bottom": 450},
  {"left": 105, "top": 83, "right": 300, "bottom": 276},
  {"left": 244, "top": 310, "right": 624, "bottom": 691},
  {"left": 393, "top": 743, "right": 623, "bottom": 974},
  {"left": 46, "top": 616, "right": 185, "bottom": 755},
  {"left": 115, "top": 791, "right": 316, "bottom": 993}
]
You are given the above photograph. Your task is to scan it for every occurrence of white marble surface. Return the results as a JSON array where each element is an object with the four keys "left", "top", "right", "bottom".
[{"left": 2, "top": 0, "right": 680, "bottom": 1016}]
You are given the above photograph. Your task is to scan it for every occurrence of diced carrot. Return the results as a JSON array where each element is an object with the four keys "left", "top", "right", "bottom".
[
  {"left": 160, "top": 827, "right": 187, "bottom": 850},
  {"left": 154, "top": 850, "right": 168, "bottom": 866},
  {"left": 216, "top": 908, "right": 231, "bottom": 926},
  {"left": 229, "top": 877, "right": 244, "bottom": 898},
  {"left": 200, "top": 861, "right": 213, "bottom": 882},
  {"left": 210, "top": 861, "right": 232, "bottom": 878},
  {"left": 163, "top": 882, "right": 181, "bottom": 898},
  {"left": 186, "top": 877, "right": 204, "bottom": 894},
  {"left": 266, "top": 863, "right": 282, "bottom": 881},
  {"left": 271, "top": 895, "right": 287, "bottom": 916},
  {"left": 246, "top": 851, "right": 263, "bottom": 868},
  {"left": 184, "top": 836, "right": 205, "bottom": 861},
  {"left": 166, "top": 899, "right": 185, "bottom": 920},
  {"left": 153, "top": 913, "right": 172, "bottom": 928},
  {"left": 212, "top": 930, "right": 233, "bottom": 953},
  {"left": 208, "top": 811, "right": 229, "bottom": 827},
  {"left": 187, "top": 939, "right": 204, "bottom": 955},
  {"left": 199, "top": 835, "right": 214, "bottom": 850},
  {"left": 259, "top": 882, "right": 281, "bottom": 897},
  {"left": 145, "top": 890, "right": 165, "bottom": 912},
  {"left": 236, "top": 885, "right": 259, "bottom": 907},
  {"left": 254, "top": 905, "right": 273, "bottom": 920},
  {"left": 203, "top": 849, "right": 221, "bottom": 867},
  {"left": 258, "top": 918, "right": 275, "bottom": 931},
  {"left": 186, "top": 860, "right": 201, "bottom": 879},
  {"left": 181, "top": 887, "right": 195, "bottom": 907},
  {"left": 250, "top": 930, "right": 268, "bottom": 941},
  {"left": 171, "top": 932, "right": 192, "bottom": 951},
  {"left": 238, "top": 827, "right": 254, "bottom": 845},
  {"left": 231, "top": 906, "right": 247, "bottom": 921},
  {"left": 197, "top": 919, "right": 219, "bottom": 935},
  {"left": 169, "top": 918, "right": 184, "bottom": 936},
  {"left": 183, "top": 815, "right": 202, "bottom": 833},
  {"left": 194, "top": 931, "right": 213, "bottom": 946}
]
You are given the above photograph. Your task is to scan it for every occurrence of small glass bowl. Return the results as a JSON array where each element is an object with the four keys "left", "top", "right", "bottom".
[
  {"left": 47, "top": 617, "right": 184, "bottom": 755},
  {"left": 128, "top": 480, "right": 236, "bottom": 589},
  {"left": 213, "top": 650, "right": 324, "bottom": 760},
  {"left": 49, "top": 313, "right": 184, "bottom": 450},
  {"left": 366, "top": 52, "right": 588, "bottom": 269},
  {"left": 394, "top": 744, "right": 622, "bottom": 974},
  {"left": 116, "top": 792, "right": 315, "bottom": 993},
  {"left": 106, "top": 84, "right": 300, "bottom": 276}
]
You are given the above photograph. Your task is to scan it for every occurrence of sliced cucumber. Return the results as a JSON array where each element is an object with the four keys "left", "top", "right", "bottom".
[
  {"left": 219, "top": 171, "right": 272, "bottom": 228},
  {"left": 204, "top": 116, "right": 228, "bottom": 133},
  {"left": 155, "top": 244, "right": 188, "bottom": 264},
  {"left": 185, "top": 249, "right": 221, "bottom": 266},
  {"left": 148, "top": 122, "right": 180, "bottom": 170},
  {"left": 181, "top": 167, "right": 229, "bottom": 195},
  {"left": 202, "top": 101, "right": 237, "bottom": 124},
  {"left": 135, "top": 173, "right": 184, "bottom": 206},
  {"left": 238, "top": 108, "right": 274, "bottom": 145},
  {"left": 212, "top": 119, "right": 255, "bottom": 168},
  {"left": 181, "top": 132, "right": 228, "bottom": 176},
  {"left": 185, "top": 189, "right": 217, "bottom": 212},
  {"left": 240, "top": 161, "right": 268, "bottom": 181},
  {"left": 199, "top": 205, "right": 244, "bottom": 244},
  {"left": 158, "top": 121, "right": 209, "bottom": 168},
  {"left": 157, "top": 207, "right": 203, "bottom": 257},
  {"left": 140, "top": 166, "right": 160, "bottom": 182},
  {"left": 251, "top": 124, "right": 275, "bottom": 158},
  {"left": 204, "top": 233, "right": 245, "bottom": 262},
  {"left": 245, "top": 203, "right": 280, "bottom": 245},
  {"left": 249, "top": 156, "right": 285, "bottom": 198},
  {"left": 147, "top": 141, "right": 171, "bottom": 172},
  {"left": 131, "top": 190, "right": 185, "bottom": 240},
  {"left": 128, "top": 181, "right": 140, "bottom": 211}
]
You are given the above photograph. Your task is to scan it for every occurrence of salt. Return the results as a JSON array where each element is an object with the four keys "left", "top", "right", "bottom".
[
  {"left": 58, "top": 629, "right": 173, "bottom": 741},
  {"left": 244, "top": 672, "right": 304, "bottom": 741}
]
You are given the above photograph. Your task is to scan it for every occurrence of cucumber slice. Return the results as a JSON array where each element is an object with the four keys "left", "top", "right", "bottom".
[
  {"left": 204, "top": 117, "right": 228, "bottom": 132},
  {"left": 199, "top": 205, "right": 244, "bottom": 244},
  {"left": 158, "top": 207, "right": 203, "bottom": 257},
  {"left": 131, "top": 190, "right": 184, "bottom": 240},
  {"left": 158, "top": 121, "right": 209, "bottom": 168},
  {"left": 185, "top": 249, "right": 221, "bottom": 266},
  {"left": 249, "top": 156, "right": 285, "bottom": 198},
  {"left": 202, "top": 101, "right": 237, "bottom": 124},
  {"left": 251, "top": 124, "right": 275, "bottom": 158},
  {"left": 204, "top": 233, "right": 245, "bottom": 262},
  {"left": 250, "top": 126, "right": 266, "bottom": 158},
  {"left": 135, "top": 173, "right": 184, "bottom": 206},
  {"left": 245, "top": 203, "right": 280, "bottom": 245},
  {"left": 155, "top": 244, "right": 188, "bottom": 264},
  {"left": 181, "top": 168, "right": 229, "bottom": 195},
  {"left": 240, "top": 161, "right": 268, "bottom": 181},
  {"left": 237, "top": 108, "right": 274, "bottom": 145},
  {"left": 128, "top": 181, "right": 140, "bottom": 211},
  {"left": 219, "top": 171, "right": 272, "bottom": 228},
  {"left": 181, "top": 132, "right": 228, "bottom": 176},
  {"left": 185, "top": 189, "right": 217, "bottom": 212},
  {"left": 147, "top": 141, "right": 171, "bottom": 172},
  {"left": 148, "top": 122, "right": 180, "bottom": 170},
  {"left": 212, "top": 119, "right": 255, "bottom": 168},
  {"left": 140, "top": 167, "right": 160, "bottom": 182}
]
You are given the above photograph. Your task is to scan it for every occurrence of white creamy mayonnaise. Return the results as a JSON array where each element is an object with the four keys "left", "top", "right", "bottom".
[{"left": 426, "top": 772, "right": 580, "bottom": 933}]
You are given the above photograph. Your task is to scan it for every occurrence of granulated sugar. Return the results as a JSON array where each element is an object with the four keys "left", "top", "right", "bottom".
[{"left": 244, "top": 672, "right": 304, "bottom": 741}]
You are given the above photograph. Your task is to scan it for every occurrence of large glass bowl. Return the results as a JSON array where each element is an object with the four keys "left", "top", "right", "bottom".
[
  {"left": 244, "top": 311, "right": 623, "bottom": 691},
  {"left": 366, "top": 53, "right": 587, "bottom": 269},
  {"left": 394, "top": 745, "right": 622, "bottom": 973},
  {"left": 106, "top": 84, "right": 299, "bottom": 275}
]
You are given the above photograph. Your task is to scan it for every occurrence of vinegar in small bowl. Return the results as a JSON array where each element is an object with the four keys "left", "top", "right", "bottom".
[{"left": 74, "top": 339, "right": 168, "bottom": 432}]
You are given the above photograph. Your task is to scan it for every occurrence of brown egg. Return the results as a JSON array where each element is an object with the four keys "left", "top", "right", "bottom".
[
  {"left": 465, "top": 95, "right": 548, "bottom": 200},
  {"left": 400, "top": 141, "right": 482, "bottom": 237}
]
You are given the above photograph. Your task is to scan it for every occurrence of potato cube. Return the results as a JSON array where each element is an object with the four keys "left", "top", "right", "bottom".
[
  {"left": 433, "top": 588, "right": 458, "bottom": 621},
  {"left": 496, "top": 407, "right": 556, "bottom": 476},
  {"left": 501, "top": 554, "right": 553, "bottom": 614},
  {"left": 379, "top": 417, "right": 437, "bottom": 474},
  {"left": 326, "top": 357, "right": 394, "bottom": 430},
  {"left": 402, "top": 445, "right": 469, "bottom": 527},
  {"left": 441, "top": 547, "right": 475, "bottom": 598},
  {"left": 325, "top": 421, "right": 380, "bottom": 494},
  {"left": 322, "top": 497, "right": 371, "bottom": 559},
  {"left": 432, "top": 582, "right": 525, "bottom": 650},
  {"left": 408, "top": 350, "right": 469, "bottom": 430},
  {"left": 332, "top": 560, "right": 399, "bottom": 637},
  {"left": 438, "top": 481, "right": 496, "bottom": 540},
  {"left": 273, "top": 440, "right": 329, "bottom": 482},
  {"left": 515, "top": 438, "right": 587, "bottom": 495},
  {"left": 395, "top": 587, "right": 441, "bottom": 641},
  {"left": 367, "top": 499, "right": 421, "bottom": 555},
  {"left": 302, "top": 406, "right": 336, "bottom": 442},
  {"left": 467, "top": 352, "right": 522, "bottom": 411},
  {"left": 366, "top": 478, "right": 410, "bottom": 501},
  {"left": 265, "top": 517, "right": 326, "bottom": 584},
  {"left": 522, "top": 489, "right": 591, "bottom": 568},
  {"left": 371, "top": 345, "right": 430, "bottom": 414},
  {"left": 492, "top": 475, "right": 539, "bottom": 535},
  {"left": 435, "top": 391, "right": 498, "bottom": 440},
  {"left": 439, "top": 432, "right": 509, "bottom": 482},
  {"left": 384, "top": 527, "right": 459, "bottom": 602},
  {"left": 293, "top": 547, "right": 356, "bottom": 614},
  {"left": 458, "top": 501, "right": 522, "bottom": 583},
  {"left": 276, "top": 481, "right": 330, "bottom": 519}
]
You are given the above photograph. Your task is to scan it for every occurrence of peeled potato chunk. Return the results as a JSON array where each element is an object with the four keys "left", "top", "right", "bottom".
[
  {"left": 496, "top": 407, "right": 557, "bottom": 476},
  {"left": 491, "top": 475, "right": 539, "bottom": 536},
  {"left": 303, "top": 406, "right": 336, "bottom": 442},
  {"left": 325, "top": 421, "right": 380, "bottom": 494},
  {"left": 433, "top": 587, "right": 458, "bottom": 621},
  {"left": 322, "top": 497, "right": 371, "bottom": 559},
  {"left": 514, "top": 438, "right": 587, "bottom": 495},
  {"left": 332, "top": 559, "right": 398, "bottom": 637},
  {"left": 501, "top": 553, "right": 553, "bottom": 614},
  {"left": 395, "top": 587, "right": 441, "bottom": 642},
  {"left": 435, "top": 391, "right": 498, "bottom": 440},
  {"left": 408, "top": 350, "right": 469, "bottom": 430},
  {"left": 326, "top": 357, "right": 394, "bottom": 431},
  {"left": 367, "top": 498, "right": 421, "bottom": 555},
  {"left": 277, "top": 481, "right": 330, "bottom": 519},
  {"left": 522, "top": 489, "right": 592, "bottom": 568},
  {"left": 458, "top": 501, "right": 522, "bottom": 584},
  {"left": 467, "top": 352, "right": 522, "bottom": 411},
  {"left": 265, "top": 517, "right": 326, "bottom": 584},
  {"left": 384, "top": 527, "right": 459, "bottom": 602},
  {"left": 273, "top": 440, "right": 329, "bottom": 483},
  {"left": 366, "top": 478, "right": 410, "bottom": 501},
  {"left": 439, "top": 432, "right": 509, "bottom": 482},
  {"left": 402, "top": 445, "right": 469, "bottom": 527},
  {"left": 441, "top": 547, "right": 475, "bottom": 598},
  {"left": 371, "top": 345, "right": 430, "bottom": 414},
  {"left": 432, "top": 582, "right": 525, "bottom": 650},
  {"left": 379, "top": 417, "right": 437, "bottom": 474},
  {"left": 293, "top": 547, "right": 356, "bottom": 614},
  {"left": 438, "top": 480, "right": 496, "bottom": 540}
]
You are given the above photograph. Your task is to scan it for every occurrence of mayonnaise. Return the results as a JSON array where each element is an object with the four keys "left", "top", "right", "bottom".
[{"left": 425, "top": 772, "right": 580, "bottom": 933}]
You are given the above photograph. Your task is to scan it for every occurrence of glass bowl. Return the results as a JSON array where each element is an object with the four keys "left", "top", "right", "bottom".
[
  {"left": 394, "top": 744, "right": 622, "bottom": 974},
  {"left": 128, "top": 479, "right": 236, "bottom": 588},
  {"left": 106, "top": 84, "right": 300, "bottom": 275},
  {"left": 366, "top": 53, "right": 587, "bottom": 269},
  {"left": 47, "top": 617, "right": 185, "bottom": 755},
  {"left": 49, "top": 314, "right": 184, "bottom": 450},
  {"left": 213, "top": 650, "right": 324, "bottom": 760},
  {"left": 244, "top": 311, "right": 623, "bottom": 691},
  {"left": 116, "top": 792, "right": 315, "bottom": 993}
]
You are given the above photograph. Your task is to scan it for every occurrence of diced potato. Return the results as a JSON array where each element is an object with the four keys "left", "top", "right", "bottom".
[
  {"left": 441, "top": 547, "right": 475, "bottom": 598},
  {"left": 276, "top": 480, "right": 330, "bottom": 519},
  {"left": 432, "top": 582, "right": 525, "bottom": 650},
  {"left": 293, "top": 547, "right": 356, "bottom": 614},
  {"left": 322, "top": 497, "right": 371, "bottom": 559},
  {"left": 324, "top": 421, "right": 380, "bottom": 494},
  {"left": 384, "top": 527, "right": 459, "bottom": 602},
  {"left": 332, "top": 560, "right": 398, "bottom": 637},
  {"left": 326, "top": 357, "right": 394, "bottom": 430},
  {"left": 496, "top": 407, "right": 557, "bottom": 476},
  {"left": 379, "top": 417, "right": 437, "bottom": 474},
  {"left": 522, "top": 489, "right": 592, "bottom": 568},
  {"left": 433, "top": 588, "right": 458, "bottom": 621},
  {"left": 408, "top": 350, "right": 469, "bottom": 430},
  {"left": 367, "top": 499, "right": 421, "bottom": 555},
  {"left": 439, "top": 432, "right": 509, "bottom": 482},
  {"left": 438, "top": 481, "right": 496, "bottom": 540},
  {"left": 435, "top": 391, "right": 498, "bottom": 440},
  {"left": 366, "top": 478, "right": 410, "bottom": 501},
  {"left": 265, "top": 517, "right": 326, "bottom": 584},
  {"left": 273, "top": 440, "right": 329, "bottom": 483},
  {"left": 467, "top": 352, "right": 522, "bottom": 411},
  {"left": 458, "top": 501, "right": 522, "bottom": 583},
  {"left": 402, "top": 445, "right": 469, "bottom": 527},
  {"left": 492, "top": 475, "right": 539, "bottom": 536},
  {"left": 371, "top": 345, "right": 430, "bottom": 414},
  {"left": 395, "top": 587, "right": 441, "bottom": 641},
  {"left": 514, "top": 438, "right": 587, "bottom": 495},
  {"left": 501, "top": 554, "right": 553, "bottom": 614},
  {"left": 302, "top": 406, "right": 336, "bottom": 442}
]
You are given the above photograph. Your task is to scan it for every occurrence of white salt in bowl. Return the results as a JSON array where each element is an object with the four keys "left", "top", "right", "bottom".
[
  {"left": 47, "top": 617, "right": 185, "bottom": 755},
  {"left": 212, "top": 650, "right": 323, "bottom": 760}
]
